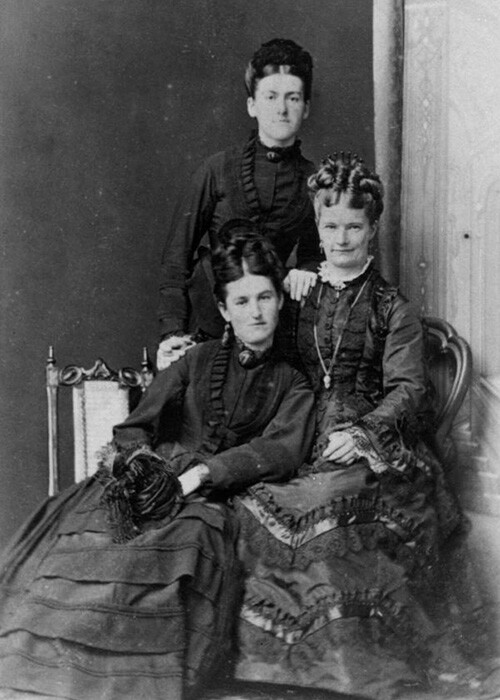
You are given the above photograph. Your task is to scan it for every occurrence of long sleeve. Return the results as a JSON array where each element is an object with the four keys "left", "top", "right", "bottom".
[
  {"left": 295, "top": 212, "right": 323, "bottom": 271},
  {"left": 355, "top": 296, "right": 429, "bottom": 458},
  {"left": 113, "top": 343, "right": 315, "bottom": 494},
  {"left": 113, "top": 358, "right": 189, "bottom": 448},
  {"left": 206, "top": 368, "right": 315, "bottom": 491},
  {"left": 158, "top": 157, "right": 219, "bottom": 339}
]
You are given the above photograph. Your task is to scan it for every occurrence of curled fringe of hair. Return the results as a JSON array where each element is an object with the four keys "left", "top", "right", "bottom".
[{"left": 307, "top": 151, "right": 384, "bottom": 221}]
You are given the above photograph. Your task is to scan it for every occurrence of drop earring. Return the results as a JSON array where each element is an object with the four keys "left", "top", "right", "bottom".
[{"left": 221, "top": 323, "right": 232, "bottom": 347}]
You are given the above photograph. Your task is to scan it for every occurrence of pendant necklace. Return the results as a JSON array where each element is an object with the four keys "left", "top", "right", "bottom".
[{"left": 313, "top": 273, "right": 372, "bottom": 390}]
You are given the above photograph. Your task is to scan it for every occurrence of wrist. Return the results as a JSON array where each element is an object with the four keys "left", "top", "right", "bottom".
[{"left": 196, "top": 463, "right": 210, "bottom": 484}]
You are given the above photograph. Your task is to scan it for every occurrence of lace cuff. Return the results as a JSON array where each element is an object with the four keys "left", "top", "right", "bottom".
[
  {"left": 344, "top": 426, "right": 390, "bottom": 474},
  {"left": 352, "top": 416, "right": 416, "bottom": 476}
]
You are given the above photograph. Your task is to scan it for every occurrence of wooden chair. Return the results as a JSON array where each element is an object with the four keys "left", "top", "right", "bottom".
[
  {"left": 46, "top": 346, "right": 154, "bottom": 496},
  {"left": 422, "top": 316, "right": 472, "bottom": 463}
]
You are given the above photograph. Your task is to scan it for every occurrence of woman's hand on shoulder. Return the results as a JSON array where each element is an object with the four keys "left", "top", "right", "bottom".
[
  {"left": 283, "top": 269, "right": 317, "bottom": 301},
  {"left": 156, "top": 335, "right": 196, "bottom": 371},
  {"left": 322, "top": 430, "right": 358, "bottom": 465}
]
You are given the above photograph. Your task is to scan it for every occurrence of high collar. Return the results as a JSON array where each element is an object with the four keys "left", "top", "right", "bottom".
[
  {"left": 318, "top": 256, "right": 375, "bottom": 290},
  {"left": 255, "top": 136, "right": 302, "bottom": 163}
]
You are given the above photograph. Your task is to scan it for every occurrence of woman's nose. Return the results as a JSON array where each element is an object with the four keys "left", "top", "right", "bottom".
[
  {"left": 336, "top": 228, "right": 349, "bottom": 244},
  {"left": 248, "top": 299, "right": 262, "bottom": 317},
  {"left": 276, "top": 97, "right": 287, "bottom": 114}
]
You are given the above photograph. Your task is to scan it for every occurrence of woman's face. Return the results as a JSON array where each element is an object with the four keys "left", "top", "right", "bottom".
[
  {"left": 218, "top": 268, "right": 283, "bottom": 352},
  {"left": 247, "top": 69, "right": 309, "bottom": 148},
  {"left": 317, "top": 193, "right": 376, "bottom": 276}
]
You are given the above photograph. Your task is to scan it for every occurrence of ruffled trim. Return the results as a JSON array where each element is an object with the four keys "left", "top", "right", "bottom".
[
  {"left": 239, "top": 484, "right": 419, "bottom": 546},
  {"left": 240, "top": 130, "right": 307, "bottom": 231},
  {"left": 236, "top": 508, "right": 419, "bottom": 573},
  {"left": 208, "top": 342, "right": 231, "bottom": 421},
  {"left": 207, "top": 341, "right": 282, "bottom": 441},
  {"left": 341, "top": 425, "right": 390, "bottom": 474},
  {"left": 240, "top": 588, "right": 422, "bottom": 648},
  {"left": 318, "top": 256, "right": 374, "bottom": 287}
]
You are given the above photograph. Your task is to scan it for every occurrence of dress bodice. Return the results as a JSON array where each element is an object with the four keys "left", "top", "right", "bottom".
[{"left": 297, "top": 269, "right": 383, "bottom": 436}]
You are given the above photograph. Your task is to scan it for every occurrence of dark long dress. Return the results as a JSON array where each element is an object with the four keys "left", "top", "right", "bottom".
[
  {"left": 0, "top": 340, "right": 315, "bottom": 700},
  {"left": 233, "top": 263, "right": 490, "bottom": 699},
  {"left": 158, "top": 131, "right": 322, "bottom": 339}
]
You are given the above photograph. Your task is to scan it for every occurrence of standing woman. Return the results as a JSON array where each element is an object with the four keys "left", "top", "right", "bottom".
[
  {"left": 234, "top": 155, "right": 491, "bottom": 699},
  {"left": 157, "top": 38, "right": 321, "bottom": 369},
  {"left": 0, "top": 227, "right": 315, "bottom": 700}
]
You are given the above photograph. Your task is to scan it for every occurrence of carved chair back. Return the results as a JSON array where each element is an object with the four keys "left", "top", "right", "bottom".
[
  {"left": 422, "top": 316, "right": 472, "bottom": 462},
  {"left": 46, "top": 346, "right": 154, "bottom": 495}
]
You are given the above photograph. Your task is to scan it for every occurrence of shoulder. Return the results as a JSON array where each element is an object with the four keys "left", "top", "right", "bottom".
[
  {"left": 272, "top": 348, "right": 312, "bottom": 390},
  {"left": 204, "top": 142, "right": 243, "bottom": 166},
  {"left": 188, "top": 148, "right": 235, "bottom": 184},
  {"left": 297, "top": 152, "right": 315, "bottom": 175},
  {"left": 186, "top": 339, "right": 221, "bottom": 363},
  {"left": 372, "top": 272, "right": 422, "bottom": 338},
  {"left": 371, "top": 270, "right": 407, "bottom": 311},
  {"left": 369, "top": 270, "right": 421, "bottom": 333},
  {"left": 190, "top": 144, "right": 242, "bottom": 184}
]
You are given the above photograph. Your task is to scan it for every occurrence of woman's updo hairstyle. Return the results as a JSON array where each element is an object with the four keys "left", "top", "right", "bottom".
[
  {"left": 212, "top": 219, "right": 284, "bottom": 303},
  {"left": 245, "top": 38, "right": 313, "bottom": 102},
  {"left": 308, "top": 152, "right": 384, "bottom": 225}
]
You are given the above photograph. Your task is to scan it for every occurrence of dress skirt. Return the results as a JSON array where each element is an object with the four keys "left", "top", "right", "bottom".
[
  {"left": 233, "top": 457, "right": 485, "bottom": 699},
  {"left": 0, "top": 477, "right": 239, "bottom": 700}
]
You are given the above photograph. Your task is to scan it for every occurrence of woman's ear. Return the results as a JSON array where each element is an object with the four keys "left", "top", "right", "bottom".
[
  {"left": 218, "top": 301, "right": 230, "bottom": 322},
  {"left": 247, "top": 96, "right": 256, "bottom": 118},
  {"left": 278, "top": 292, "right": 284, "bottom": 311},
  {"left": 370, "top": 220, "right": 379, "bottom": 239}
]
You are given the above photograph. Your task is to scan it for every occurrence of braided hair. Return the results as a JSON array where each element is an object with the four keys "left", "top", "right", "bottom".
[
  {"left": 308, "top": 152, "right": 384, "bottom": 225},
  {"left": 245, "top": 38, "right": 313, "bottom": 101}
]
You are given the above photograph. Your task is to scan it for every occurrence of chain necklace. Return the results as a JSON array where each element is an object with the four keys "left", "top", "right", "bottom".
[{"left": 313, "top": 273, "right": 373, "bottom": 390}]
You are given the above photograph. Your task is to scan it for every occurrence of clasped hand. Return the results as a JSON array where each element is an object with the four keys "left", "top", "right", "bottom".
[{"left": 322, "top": 430, "right": 358, "bottom": 465}]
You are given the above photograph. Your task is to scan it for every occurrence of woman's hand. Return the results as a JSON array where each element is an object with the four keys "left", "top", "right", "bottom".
[
  {"left": 156, "top": 335, "right": 196, "bottom": 371},
  {"left": 322, "top": 431, "right": 358, "bottom": 465},
  {"left": 283, "top": 269, "right": 317, "bottom": 301},
  {"left": 178, "top": 464, "right": 210, "bottom": 497}
]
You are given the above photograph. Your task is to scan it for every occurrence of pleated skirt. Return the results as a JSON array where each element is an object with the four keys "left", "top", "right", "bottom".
[{"left": 0, "top": 478, "right": 239, "bottom": 700}]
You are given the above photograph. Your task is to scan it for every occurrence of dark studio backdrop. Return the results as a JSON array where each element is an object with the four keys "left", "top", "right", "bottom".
[{"left": 0, "top": 0, "right": 374, "bottom": 548}]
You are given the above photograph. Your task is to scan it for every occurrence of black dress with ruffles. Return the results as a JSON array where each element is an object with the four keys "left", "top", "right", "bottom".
[
  {"left": 232, "top": 263, "right": 490, "bottom": 699},
  {"left": 158, "top": 131, "right": 322, "bottom": 340},
  {"left": 0, "top": 340, "right": 315, "bottom": 700}
]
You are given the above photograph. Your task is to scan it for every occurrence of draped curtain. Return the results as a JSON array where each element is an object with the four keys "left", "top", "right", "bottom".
[{"left": 373, "top": 0, "right": 404, "bottom": 285}]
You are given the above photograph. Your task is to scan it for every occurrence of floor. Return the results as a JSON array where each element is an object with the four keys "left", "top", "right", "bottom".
[{"left": 198, "top": 678, "right": 500, "bottom": 700}]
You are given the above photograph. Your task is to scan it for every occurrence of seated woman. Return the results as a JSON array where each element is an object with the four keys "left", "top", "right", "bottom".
[
  {"left": 233, "top": 154, "right": 492, "bottom": 699},
  {"left": 0, "top": 226, "right": 315, "bottom": 700}
]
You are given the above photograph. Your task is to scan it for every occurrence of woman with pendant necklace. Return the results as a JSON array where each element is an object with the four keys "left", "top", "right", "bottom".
[{"left": 232, "top": 154, "right": 494, "bottom": 699}]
